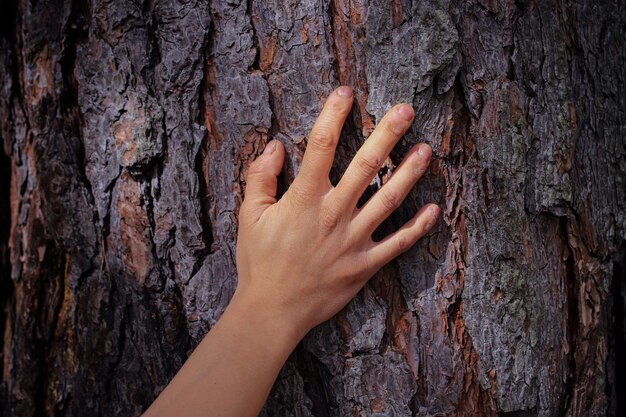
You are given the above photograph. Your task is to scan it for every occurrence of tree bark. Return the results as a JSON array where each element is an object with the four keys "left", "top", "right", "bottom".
[{"left": 1, "top": 0, "right": 625, "bottom": 416}]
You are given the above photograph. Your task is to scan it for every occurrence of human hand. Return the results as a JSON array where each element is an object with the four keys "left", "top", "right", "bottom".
[
  {"left": 144, "top": 88, "right": 440, "bottom": 417},
  {"left": 234, "top": 86, "right": 440, "bottom": 343}
]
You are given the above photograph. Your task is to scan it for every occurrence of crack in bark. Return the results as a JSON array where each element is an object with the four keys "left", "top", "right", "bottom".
[
  {"left": 141, "top": 0, "right": 160, "bottom": 97},
  {"left": 103, "top": 296, "right": 129, "bottom": 404},
  {"left": 192, "top": 11, "right": 217, "bottom": 278},
  {"left": 165, "top": 258, "right": 192, "bottom": 357},
  {"left": 609, "top": 246, "right": 626, "bottom": 416},
  {"left": 2, "top": 0, "right": 30, "bottom": 138},
  {"left": 441, "top": 71, "right": 496, "bottom": 416},
  {"left": 245, "top": 2, "right": 283, "bottom": 140},
  {"left": 293, "top": 348, "right": 338, "bottom": 417},
  {"left": 142, "top": 173, "right": 160, "bottom": 282},
  {"left": 0, "top": 1, "right": 14, "bottom": 392},
  {"left": 326, "top": 0, "right": 342, "bottom": 86},
  {"left": 0, "top": 129, "right": 12, "bottom": 417},
  {"left": 32, "top": 243, "right": 67, "bottom": 416},
  {"left": 101, "top": 168, "right": 121, "bottom": 260},
  {"left": 187, "top": 6, "right": 219, "bottom": 289},
  {"left": 61, "top": 0, "right": 101, "bottom": 283},
  {"left": 558, "top": 215, "right": 579, "bottom": 417},
  {"left": 246, "top": 0, "right": 261, "bottom": 73}
]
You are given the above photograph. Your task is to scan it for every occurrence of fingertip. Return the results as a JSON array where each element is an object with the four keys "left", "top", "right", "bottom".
[
  {"left": 262, "top": 139, "right": 278, "bottom": 155},
  {"left": 336, "top": 85, "right": 353, "bottom": 97},
  {"left": 258, "top": 139, "right": 285, "bottom": 174},
  {"left": 417, "top": 142, "right": 432, "bottom": 159},
  {"left": 396, "top": 104, "right": 414, "bottom": 121},
  {"left": 273, "top": 138, "right": 285, "bottom": 153},
  {"left": 263, "top": 139, "right": 286, "bottom": 158},
  {"left": 329, "top": 87, "right": 354, "bottom": 116},
  {"left": 425, "top": 204, "right": 441, "bottom": 229}
]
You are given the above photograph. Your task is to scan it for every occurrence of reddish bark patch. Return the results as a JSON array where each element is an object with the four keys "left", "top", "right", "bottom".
[{"left": 117, "top": 172, "right": 153, "bottom": 285}]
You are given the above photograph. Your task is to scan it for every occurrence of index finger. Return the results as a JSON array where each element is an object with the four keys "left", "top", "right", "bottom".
[{"left": 295, "top": 86, "right": 354, "bottom": 194}]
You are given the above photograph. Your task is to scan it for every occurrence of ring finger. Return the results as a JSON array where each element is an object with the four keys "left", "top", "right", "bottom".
[{"left": 351, "top": 142, "right": 432, "bottom": 237}]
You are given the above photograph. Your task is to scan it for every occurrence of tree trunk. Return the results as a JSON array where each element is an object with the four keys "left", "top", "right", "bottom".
[{"left": 1, "top": 0, "right": 625, "bottom": 416}]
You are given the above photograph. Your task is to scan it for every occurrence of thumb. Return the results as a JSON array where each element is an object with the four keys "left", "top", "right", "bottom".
[{"left": 241, "top": 140, "right": 285, "bottom": 221}]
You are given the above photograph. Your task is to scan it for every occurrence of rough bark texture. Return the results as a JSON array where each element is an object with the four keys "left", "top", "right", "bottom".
[{"left": 1, "top": 0, "right": 625, "bottom": 416}]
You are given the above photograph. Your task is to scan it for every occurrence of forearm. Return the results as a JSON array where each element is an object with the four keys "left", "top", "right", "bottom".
[{"left": 142, "top": 291, "right": 303, "bottom": 417}]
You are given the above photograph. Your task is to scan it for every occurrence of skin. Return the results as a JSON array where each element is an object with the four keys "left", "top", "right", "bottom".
[{"left": 142, "top": 86, "right": 440, "bottom": 417}]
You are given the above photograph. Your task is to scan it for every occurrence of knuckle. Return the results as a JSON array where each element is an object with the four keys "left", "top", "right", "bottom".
[
  {"left": 309, "top": 128, "right": 336, "bottom": 153},
  {"left": 384, "top": 118, "right": 402, "bottom": 136},
  {"left": 286, "top": 184, "right": 311, "bottom": 207},
  {"left": 246, "top": 159, "right": 265, "bottom": 178},
  {"left": 360, "top": 251, "right": 375, "bottom": 276},
  {"left": 396, "top": 235, "right": 413, "bottom": 253},
  {"left": 356, "top": 152, "right": 381, "bottom": 177},
  {"left": 378, "top": 189, "right": 401, "bottom": 212},
  {"left": 319, "top": 204, "right": 342, "bottom": 232}
]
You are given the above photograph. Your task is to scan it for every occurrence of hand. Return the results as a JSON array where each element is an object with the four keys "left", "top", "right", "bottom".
[
  {"left": 143, "top": 86, "right": 441, "bottom": 417},
  {"left": 234, "top": 85, "right": 440, "bottom": 342}
]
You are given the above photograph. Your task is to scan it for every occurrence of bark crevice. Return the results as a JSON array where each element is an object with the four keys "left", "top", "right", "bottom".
[
  {"left": 609, "top": 247, "right": 626, "bottom": 416},
  {"left": 559, "top": 215, "right": 579, "bottom": 417},
  {"left": 0, "top": 133, "right": 13, "bottom": 417}
]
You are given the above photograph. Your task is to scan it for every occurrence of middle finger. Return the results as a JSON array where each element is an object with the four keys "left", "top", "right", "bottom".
[{"left": 332, "top": 104, "right": 415, "bottom": 211}]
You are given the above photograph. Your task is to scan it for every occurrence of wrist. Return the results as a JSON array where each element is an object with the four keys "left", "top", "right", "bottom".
[{"left": 225, "top": 288, "right": 308, "bottom": 358}]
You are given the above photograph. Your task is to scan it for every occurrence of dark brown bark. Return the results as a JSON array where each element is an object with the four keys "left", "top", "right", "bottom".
[{"left": 1, "top": 0, "right": 625, "bottom": 416}]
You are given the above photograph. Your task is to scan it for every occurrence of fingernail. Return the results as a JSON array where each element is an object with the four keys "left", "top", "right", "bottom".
[
  {"left": 263, "top": 140, "right": 277, "bottom": 155},
  {"left": 417, "top": 143, "right": 431, "bottom": 158},
  {"left": 397, "top": 104, "right": 414, "bottom": 121},
  {"left": 337, "top": 86, "right": 353, "bottom": 97}
]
